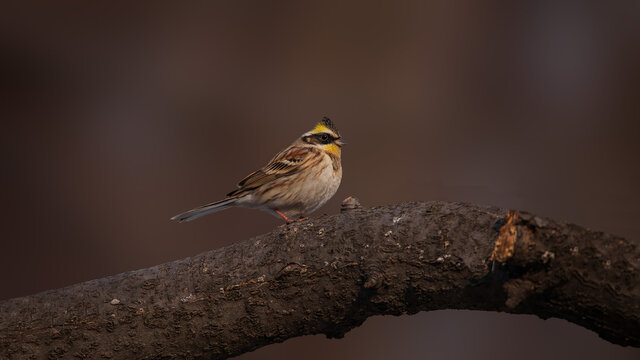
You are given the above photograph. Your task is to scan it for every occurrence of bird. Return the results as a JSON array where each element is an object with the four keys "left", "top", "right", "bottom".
[{"left": 171, "top": 117, "right": 344, "bottom": 223}]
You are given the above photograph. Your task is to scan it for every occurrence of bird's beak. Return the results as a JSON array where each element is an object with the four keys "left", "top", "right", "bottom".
[{"left": 335, "top": 138, "right": 346, "bottom": 147}]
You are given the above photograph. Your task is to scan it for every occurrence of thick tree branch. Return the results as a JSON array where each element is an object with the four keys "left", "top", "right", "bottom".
[{"left": 1, "top": 200, "right": 639, "bottom": 359}]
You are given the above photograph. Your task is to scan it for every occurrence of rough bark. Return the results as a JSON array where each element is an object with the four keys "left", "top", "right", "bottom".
[{"left": 1, "top": 200, "right": 639, "bottom": 359}]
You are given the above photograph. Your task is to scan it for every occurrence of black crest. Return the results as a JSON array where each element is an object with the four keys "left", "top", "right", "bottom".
[{"left": 320, "top": 117, "right": 340, "bottom": 135}]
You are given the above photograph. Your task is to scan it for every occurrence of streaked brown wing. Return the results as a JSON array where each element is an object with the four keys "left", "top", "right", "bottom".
[{"left": 226, "top": 146, "right": 316, "bottom": 197}]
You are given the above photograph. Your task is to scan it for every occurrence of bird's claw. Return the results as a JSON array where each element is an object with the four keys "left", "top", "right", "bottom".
[{"left": 278, "top": 216, "right": 309, "bottom": 227}]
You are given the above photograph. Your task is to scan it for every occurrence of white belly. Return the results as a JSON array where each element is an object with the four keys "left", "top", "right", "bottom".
[{"left": 241, "top": 154, "right": 342, "bottom": 218}]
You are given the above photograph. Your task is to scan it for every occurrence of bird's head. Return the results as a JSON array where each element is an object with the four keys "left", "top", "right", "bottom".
[{"left": 301, "top": 117, "right": 345, "bottom": 155}]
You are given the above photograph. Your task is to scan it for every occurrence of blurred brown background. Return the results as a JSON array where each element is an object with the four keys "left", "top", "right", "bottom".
[{"left": 1, "top": 1, "right": 639, "bottom": 359}]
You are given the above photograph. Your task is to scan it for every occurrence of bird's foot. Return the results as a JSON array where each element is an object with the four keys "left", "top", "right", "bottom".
[
  {"left": 276, "top": 211, "right": 311, "bottom": 227},
  {"left": 275, "top": 210, "right": 294, "bottom": 226}
]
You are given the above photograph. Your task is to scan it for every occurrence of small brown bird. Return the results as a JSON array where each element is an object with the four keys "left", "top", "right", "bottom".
[{"left": 171, "top": 117, "right": 344, "bottom": 223}]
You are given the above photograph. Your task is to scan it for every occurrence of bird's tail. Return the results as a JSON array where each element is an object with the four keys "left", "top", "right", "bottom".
[{"left": 170, "top": 198, "right": 237, "bottom": 222}]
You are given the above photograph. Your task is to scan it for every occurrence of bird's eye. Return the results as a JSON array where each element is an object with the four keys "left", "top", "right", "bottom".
[{"left": 320, "top": 133, "right": 329, "bottom": 142}]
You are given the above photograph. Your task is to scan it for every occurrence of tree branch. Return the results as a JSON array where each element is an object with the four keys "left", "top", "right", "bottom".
[{"left": 1, "top": 200, "right": 639, "bottom": 359}]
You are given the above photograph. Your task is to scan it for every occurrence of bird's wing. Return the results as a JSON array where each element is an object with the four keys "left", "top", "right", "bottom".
[{"left": 226, "top": 146, "right": 318, "bottom": 197}]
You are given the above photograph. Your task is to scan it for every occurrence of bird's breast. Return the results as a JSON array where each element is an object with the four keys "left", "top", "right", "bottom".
[{"left": 296, "top": 154, "right": 341, "bottom": 214}]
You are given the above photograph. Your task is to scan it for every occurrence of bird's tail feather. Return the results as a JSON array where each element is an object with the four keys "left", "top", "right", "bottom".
[{"left": 170, "top": 198, "right": 237, "bottom": 222}]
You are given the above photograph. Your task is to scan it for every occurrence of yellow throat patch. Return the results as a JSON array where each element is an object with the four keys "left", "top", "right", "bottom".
[{"left": 323, "top": 143, "right": 341, "bottom": 156}]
